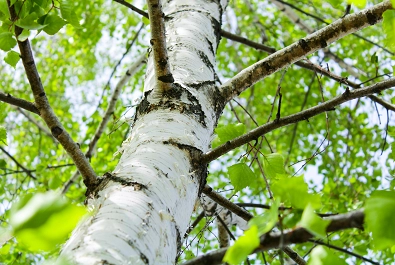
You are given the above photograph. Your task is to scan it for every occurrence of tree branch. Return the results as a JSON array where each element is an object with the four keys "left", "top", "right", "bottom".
[
  {"left": 203, "top": 77, "right": 395, "bottom": 163},
  {"left": 147, "top": 0, "right": 174, "bottom": 92},
  {"left": 221, "top": 30, "right": 395, "bottom": 112},
  {"left": 7, "top": 1, "right": 97, "bottom": 189},
  {"left": 113, "top": 0, "right": 148, "bottom": 18},
  {"left": 181, "top": 210, "right": 365, "bottom": 265},
  {"left": 0, "top": 91, "right": 39, "bottom": 115},
  {"left": 219, "top": 1, "right": 393, "bottom": 102}
]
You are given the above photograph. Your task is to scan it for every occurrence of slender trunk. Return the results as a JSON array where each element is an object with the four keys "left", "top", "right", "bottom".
[{"left": 61, "top": 1, "right": 226, "bottom": 264}]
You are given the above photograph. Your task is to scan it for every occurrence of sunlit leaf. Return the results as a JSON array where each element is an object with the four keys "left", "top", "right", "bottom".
[
  {"left": 9, "top": 191, "right": 86, "bottom": 251},
  {"left": 43, "top": 14, "right": 67, "bottom": 35},
  {"left": 4, "top": 50, "right": 20, "bottom": 68},
  {"left": 249, "top": 199, "right": 279, "bottom": 234},
  {"left": 308, "top": 246, "right": 347, "bottom": 265},
  {"left": 262, "top": 153, "right": 285, "bottom": 178},
  {"left": 365, "top": 190, "right": 395, "bottom": 250},
  {"left": 228, "top": 163, "right": 256, "bottom": 191},
  {"left": 272, "top": 175, "right": 321, "bottom": 209},
  {"left": 0, "top": 126, "right": 7, "bottom": 145},
  {"left": 299, "top": 204, "right": 330, "bottom": 238},
  {"left": 0, "top": 32, "right": 16, "bottom": 51},
  {"left": 223, "top": 225, "right": 260, "bottom": 265},
  {"left": 215, "top": 123, "right": 246, "bottom": 145}
]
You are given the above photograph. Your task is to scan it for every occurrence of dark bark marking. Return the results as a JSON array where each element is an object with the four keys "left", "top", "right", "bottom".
[
  {"left": 51, "top": 126, "right": 63, "bottom": 138},
  {"left": 298, "top": 38, "right": 310, "bottom": 52},
  {"left": 158, "top": 73, "right": 175, "bottom": 83},
  {"left": 38, "top": 92, "right": 46, "bottom": 97},
  {"left": 365, "top": 11, "right": 380, "bottom": 25}
]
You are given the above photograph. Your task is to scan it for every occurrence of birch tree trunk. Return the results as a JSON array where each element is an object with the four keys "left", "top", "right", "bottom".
[{"left": 61, "top": 0, "right": 227, "bottom": 264}]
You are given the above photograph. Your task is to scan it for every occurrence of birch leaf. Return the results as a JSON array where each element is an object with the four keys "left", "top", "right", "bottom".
[
  {"left": 365, "top": 190, "right": 395, "bottom": 250},
  {"left": 308, "top": 246, "right": 347, "bottom": 265},
  {"left": 299, "top": 204, "right": 330, "bottom": 238},
  {"left": 223, "top": 225, "right": 260, "bottom": 265},
  {"left": 228, "top": 163, "right": 256, "bottom": 191},
  {"left": 262, "top": 153, "right": 285, "bottom": 178}
]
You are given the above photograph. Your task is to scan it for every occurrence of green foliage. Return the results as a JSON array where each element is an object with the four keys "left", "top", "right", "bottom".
[
  {"left": 228, "top": 162, "right": 256, "bottom": 191},
  {"left": 9, "top": 191, "right": 86, "bottom": 251},
  {"left": 298, "top": 204, "right": 330, "bottom": 238},
  {"left": 262, "top": 153, "right": 285, "bottom": 178},
  {"left": 365, "top": 190, "right": 395, "bottom": 250},
  {"left": 272, "top": 175, "right": 321, "bottom": 209},
  {"left": 347, "top": 0, "right": 366, "bottom": 8},
  {"left": 382, "top": 10, "right": 395, "bottom": 52},
  {"left": 4, "top": 50, "right": 19, "bottom": 68},
  {"left": 308, "top": 246, "right": 347, "bottom": 265},
  {"left": 223, "top": 225, "right": 260, "bottom": 265},
  {"left": 0, "top": 125, "right": 6, "bottom": 145},
  {"left": 249, "top": 199, "right": 279, "bottom": 234},
  {"left": 0, "top": 32, "right": 16, "bottom": 51},
  {"left": 213, "top": 123, "right": 246, "bottom": 147}
]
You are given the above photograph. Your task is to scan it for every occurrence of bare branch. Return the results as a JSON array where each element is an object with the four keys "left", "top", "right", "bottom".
[
  {"left": 181, "top": 210, "right": 365, "bottom": 265},
  {"left": 7, "top": 2, "right": 97, "bottom": 189},
  {"left": 0, "top": 91, "right": 39, "bottom": 115},
  {"left": 219, "top": 1, "right": 393, "bottom": 102},
  {"left": 203, "top": 77, "right": 395, "bottom": 163},
  {"left": 147, "top": 0, "right": 174, "bottom": 92}
]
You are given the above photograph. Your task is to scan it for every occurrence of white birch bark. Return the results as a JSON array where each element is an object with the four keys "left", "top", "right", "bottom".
[{"left": 61, "top": 0, "right": 227, "bottom": 264}]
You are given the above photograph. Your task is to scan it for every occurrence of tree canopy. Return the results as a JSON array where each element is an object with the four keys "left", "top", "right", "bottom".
[{"left": 0, "top": 0, "right": 394, "bottom": 264}]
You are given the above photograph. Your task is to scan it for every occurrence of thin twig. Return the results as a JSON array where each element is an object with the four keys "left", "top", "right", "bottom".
[
  {"left": 181, "top": 210, "right": 365, "bottom": 265},
  {"left": 308, "top": 239, "right": 380, "bottom": 265},
  {"left": 202, "top": 77, "right": 395, "bottom": 163},
  {"left": 0, "top": 146, "right": 36, "bottom": 179},
  {"left": 16, "top": 107, "right": 56, "bottom": 142}
]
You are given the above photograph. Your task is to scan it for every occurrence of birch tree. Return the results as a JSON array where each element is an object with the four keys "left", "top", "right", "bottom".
[{"left": 0, "top": 0, "right": 395, "bottom": 264}]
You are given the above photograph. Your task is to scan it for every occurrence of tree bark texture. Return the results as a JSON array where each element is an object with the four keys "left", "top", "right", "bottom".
[{"left": 61, "top": 0, "right": 226, "bottom": 264}]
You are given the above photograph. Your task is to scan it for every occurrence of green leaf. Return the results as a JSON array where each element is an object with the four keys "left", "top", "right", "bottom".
[
  {"left": 215, "top": 123, "right": 246, "bottom": 145},
  {"left": 43, "top": 14, "right": 67, "bottom": 35},
  {"left": 262, "top": 153, "right": 285, "bottom": 178},
  {"left": 60, "top": 0, "right": 81, "bottom": 27},
  {"left": 9, "top": 191, "right": 86, "bottom": 251},
  {"left": 223, "top": 225, "right": 260, "bottom": 265},
  {"left": 228, "top": 163, "right": 256, "bottom": 191},
  {"left": 249, "top": 199, "right": 279, "bottom": 234},
  {"left": 383, "top": 10, "right": 395, "bottom": 52},
  {"left": 298, "top": 204, "right": 330, "bottom": 238},
  {"left": 17, "top": 29, "right": 30, "bottom": 41},
  {"left": 0, "top": 32, "right": 16, "bottom": 51},
  {"left": 308, "top": 246, "right": 347, "bottom": 265},
  {"left": 271, "top": 175, "right": 321, "bottom": 209},
  {"left": 4, "top": 50, "right": 20, "bottom": 68},
  {"left": 0, "top": 0, "right": 10, "bottom": 21},
  {"left": 15, "top": 12, "right": 47, "bottom": 30},
  {"left": 365, "top": 190, "right": 395, "bottom": 250},
  {"left": 0, "top": 125, "right": 7, "bottom": 145},
  {"left": 348, "top": 0, "right": 366, "bottom": 8}
]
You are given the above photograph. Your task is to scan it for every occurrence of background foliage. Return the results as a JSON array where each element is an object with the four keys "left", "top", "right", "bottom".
[{"left": 0, "top": 0, "right": 394, "bottom": 264}]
